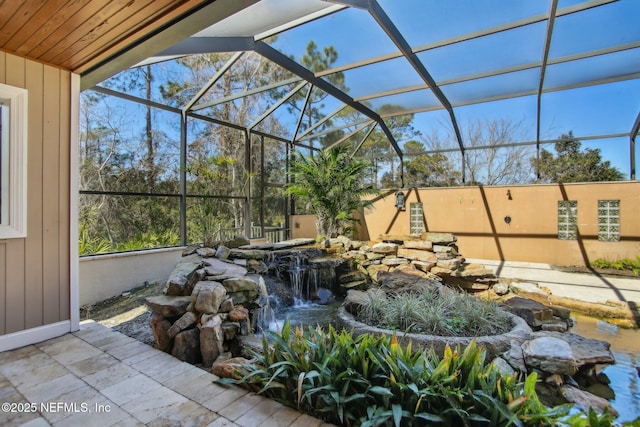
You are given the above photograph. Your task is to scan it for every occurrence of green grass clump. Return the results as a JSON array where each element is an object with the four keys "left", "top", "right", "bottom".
[
  {"left": 591, "top": 256, "right": 640, "bottom": 276},
  {"left": 224, "top": 320, "right": 619, "bottom": 426},
  {"left": 357, "top": 289, "right": 512, "bottom": 337}
]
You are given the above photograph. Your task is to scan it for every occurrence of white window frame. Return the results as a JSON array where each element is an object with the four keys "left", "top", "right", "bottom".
[{"left": 0, "top": 83, "right": 28, "bottom": 239}]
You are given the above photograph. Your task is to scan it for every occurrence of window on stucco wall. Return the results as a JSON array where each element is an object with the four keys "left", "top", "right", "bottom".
[
  {"left": 597, "top": 200, "right": 620, "bottom": 242},
  {"left": 557, "top": 200, "right": 577, "bottom": 240}
]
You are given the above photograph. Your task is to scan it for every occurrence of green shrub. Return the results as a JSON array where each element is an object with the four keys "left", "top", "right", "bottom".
[
  {"left": 357, "top": 289, "right": 512, "bottom": 337},
  {"left": 223, "top": 320, "right": 617, "bottom": 426},
  {"left": 591, "top": 256, "right": 640, "bottom": 276}
]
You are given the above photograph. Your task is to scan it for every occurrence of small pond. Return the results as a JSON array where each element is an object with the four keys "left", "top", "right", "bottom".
[
  {"left": 266, "top": 300, "right": 640, "bottom": 423},
  {"left": 569, "top": 313, "right": 640, "bottom": 423}
]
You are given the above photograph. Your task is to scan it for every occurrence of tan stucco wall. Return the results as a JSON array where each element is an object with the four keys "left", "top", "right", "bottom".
[
  {"left": 291, "top": 182, "right": 639, "bottom": 267},
  {"left": 0, "top": 52, "right": 72, "bottom": 335},
  {"left": 360, "top": 182, "right": 639, "bottom": 267},
  {"left": 291, "top": 214, "right": 318, "bottom": 239}
]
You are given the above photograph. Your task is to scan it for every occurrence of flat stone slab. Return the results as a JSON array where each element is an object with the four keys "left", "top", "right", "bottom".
[
  {"left": 532, "top": 331, "right": 615, "bottom": 368},
  {"left": 238, "top": 238, "right": 316, "bottom": 250},
  {"left": 145, "top": 296, "right": 192, "bottom": 318}
]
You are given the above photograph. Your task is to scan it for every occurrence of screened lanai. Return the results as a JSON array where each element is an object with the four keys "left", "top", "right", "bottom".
[{"left": 79, "top": 0, "right": 640, "bottom": 252}]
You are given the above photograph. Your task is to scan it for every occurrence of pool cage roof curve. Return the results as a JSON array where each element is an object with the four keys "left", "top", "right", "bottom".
[{"left": 96, "top": 0, "right": 640, "bottom": 182}]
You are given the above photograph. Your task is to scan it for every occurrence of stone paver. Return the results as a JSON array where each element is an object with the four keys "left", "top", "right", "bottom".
[{"left": 0, "top": 321, "right": 332, "bottom": 426}]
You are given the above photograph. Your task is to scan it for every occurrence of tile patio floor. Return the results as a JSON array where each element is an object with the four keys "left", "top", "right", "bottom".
[{"left": 0, "top": 321, "right": 334, "bottom": 427}]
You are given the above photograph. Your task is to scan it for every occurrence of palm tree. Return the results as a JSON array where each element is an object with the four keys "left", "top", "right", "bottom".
[{"left": 286, "top": 146, "right": 378, "bottom": 241}]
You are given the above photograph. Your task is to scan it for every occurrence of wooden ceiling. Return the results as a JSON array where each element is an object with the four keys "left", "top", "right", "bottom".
[{"left": 0, "top": 0, "right": 244, "bottom": 82}]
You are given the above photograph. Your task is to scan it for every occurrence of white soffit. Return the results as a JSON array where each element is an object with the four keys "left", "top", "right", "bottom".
[{"left": 193, "top": 0, "right": 345, "bottom": 40}]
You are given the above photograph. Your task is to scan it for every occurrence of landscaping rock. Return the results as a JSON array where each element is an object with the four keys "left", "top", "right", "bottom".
[
  {"left": 167, "top": 311, "right": 198, "bottom": 339},
  {"left": 224, "top": 235, "right": 251, "bottom": 248},
  {"left": 493, "top": 280, "right": 510, "bottom": 296},
  {"left": 150, "top": 314, "right": 172, "bottom": 353},
  {"left": 403, "top": 240, "right": 433, "bottom": 250},
  {"left": 522, "top": 337, "right": 577, "bottom": 375},
  {"left": 211, "top": 356, "right": 251, "bottom": 380},
  {"left": 192, "top": 281, "right": 227, "bottom": 314},
  {"left": 146, "top": 295, "right": 192, "bottom": 318},
  {"left": 215, "top": 245, "right": 231, "bottom": 260},
  {"left": 397, "top": 248, "right": 438, "bottom": 263},
  {"left": 172, "top": 328, "right": 201, "bottom": 364},
  {"left": 228, "top": 305, "right": 249, "bottom": 322},
  {"left": 229, "top": 249, "right": 266, "bottom": 260},
  {"left": 197, "top": 247, "right": 216, "bottom": 257},
  {"left": 560, "top": 385, "right": 618, "bottom": 417},
  {"left": 503, "top": 297, "right": 554, "bottom": 328},
  {"left": 532, "top": 331, "right": 615, "bottom": 368},
  {"left": 423, "top": 232, "right": 456, "bottom": 244},
  {"left": 164, "top": 261, "right": 204, "bottom": 296},
  {"left": 370, "top": 242, "right": 398, "bottom": 255},
  {"left": 492, "top": 356, "right": 516, "bottom": 378},
  {"left": 200, "top": 315, "right": 224, "bottom": 368},
  {"left": 202, "top": 258, "right": 248, "bottom": 279}
]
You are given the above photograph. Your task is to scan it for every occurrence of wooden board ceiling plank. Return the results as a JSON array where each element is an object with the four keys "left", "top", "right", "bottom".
[
  {"left": 0, "top": 0, "right": 29, "bottom": 36},
  {"left": 0, "top": 0, "right": 42, "bottom": 46},
  {"left": 26, "top": 0, "right": 116, "bottom": 59},
  {"left": 56, "top": 0, "right": 179, "bottom": 68},
  {"left": 71, "top": 0, "right": 205, "bottom": 73},
  {"left": 38, "top": 0, "right": 152, "bottom": 64},
  {"left": 10, "top": 0, "right": 72, "bottom": 54},
  {"left": 20, "top": 0, "right": 94, "bottom": 58}
]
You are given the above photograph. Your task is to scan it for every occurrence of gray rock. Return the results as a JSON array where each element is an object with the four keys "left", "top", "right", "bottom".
[
  {"left": 229, "top": 249, "right": 266, "bottom": 259},
  {"left": 560, "top": 385, "right": 619, "bottom": 417},
  {"left": 215, "top": 245, "right": 231, "bottom": 260},
  {"left": 164, "top": 260, "right": 204, "bottom": 296},
  {"left": 201, "top": 258, "right": 247, "bottom": 279},
  {"left": 522, "top": 337, "right": 577, "bottom": 375},
  {"left": 503, "top": 340, "right": 527, "bottom": 372},
  {"left": 503, "top": 297, "right": 554, "bottom": 328},
  {"left": 492, "top": 356, "right": 516, "bottom": 378},
  {"left": 192, "top": 281, "right": 227, "bottom": 314},
  {"left": 224, "top": 235, "right": 251, "bottom": 249},
  {"left": 511, "top": 281, "right": 550, "bottom": 299},
  {"left": 493, "top": 280, "right": 510, "bottom": 295},
  {"left": 197, "top": 247, "right": 217, "bottom": 257},
  {"left": 533, "top": 331, "right": 615, "bottom": 368},
  {"left": 146, "top": 295, "right": 192, "bottom": 318}
]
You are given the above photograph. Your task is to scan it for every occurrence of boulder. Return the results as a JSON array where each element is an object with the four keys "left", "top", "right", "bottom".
[
  {"left": 196, "top": 247, "right": 217, "bottom": 257},
  {"left": 493, "top": 280, "right": 510, "bottom": 296},
  {"left": 211, "top": 356, "right": 251, "bottom": 380},
  {"left": 397, "top": 248, "right": 438, "bottom": 263},
  {"left": 222, "top": 277, "right": 259, "bottom": 305},
  {"left": 403, "top": 240, "right": 433, "bottom": 251},
  {"left": 215, "top": 245, "right": 231, "bottom": 260},
  {"left": 511, "top": 281, "right": 550, "bottom": 300},
  {"left": 192, "top": 281, "right": 227, "bottom": 314},
  {"left": 228, "top": 305, "right": 249, "bottom": 322},
  {"left": 339, "top": 271, "right": 368, "bottom": 284},
  {"left": 533, "top": 331, "right": 615, "bottom": 368},
  {"left": 150, "top": 314, "right": 172, "bottom": 353},
  {"left": 492, "top": 357, "right": 516, "bottom": 378},
  {"left": 172, "top": 328, "right": 201, "bottom": 364},
  {"left": 199, "top": 315, "right": 224, "bottom": 368},
  {"left": 164, "top": 260, "right": 204, "bottom": 296},
  {"left": 522, "top": 337, "right": 577, "bottom": 375},
  {"left": 201, "top": 258, "right": 247, "bottom": 280},
  {"left": 167, "top": 311, "right": 198, "bottom": 339},
  {"left": 503, "top": 297, "right": 555, "bottom": 328},
  {"left": 366, "top": 264, "right": 390, "bottom": 282},
  {"left": 370, "top": 242, "right": 398, "bottom": 255},
  {"left": 422, "top": 232, "right": 456, "bottom": 244},
  {"left": 229, "top": 249, "right": 266, "bottom": 260},
  {"left": 560, "top": 386, "right": 618, "bottom": 417},
  {"left": 146, "top": 296, "right": 192, "bottom": 318},
  {"left": 224, "top": 235, "right": 251, "bottom": 249}
]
